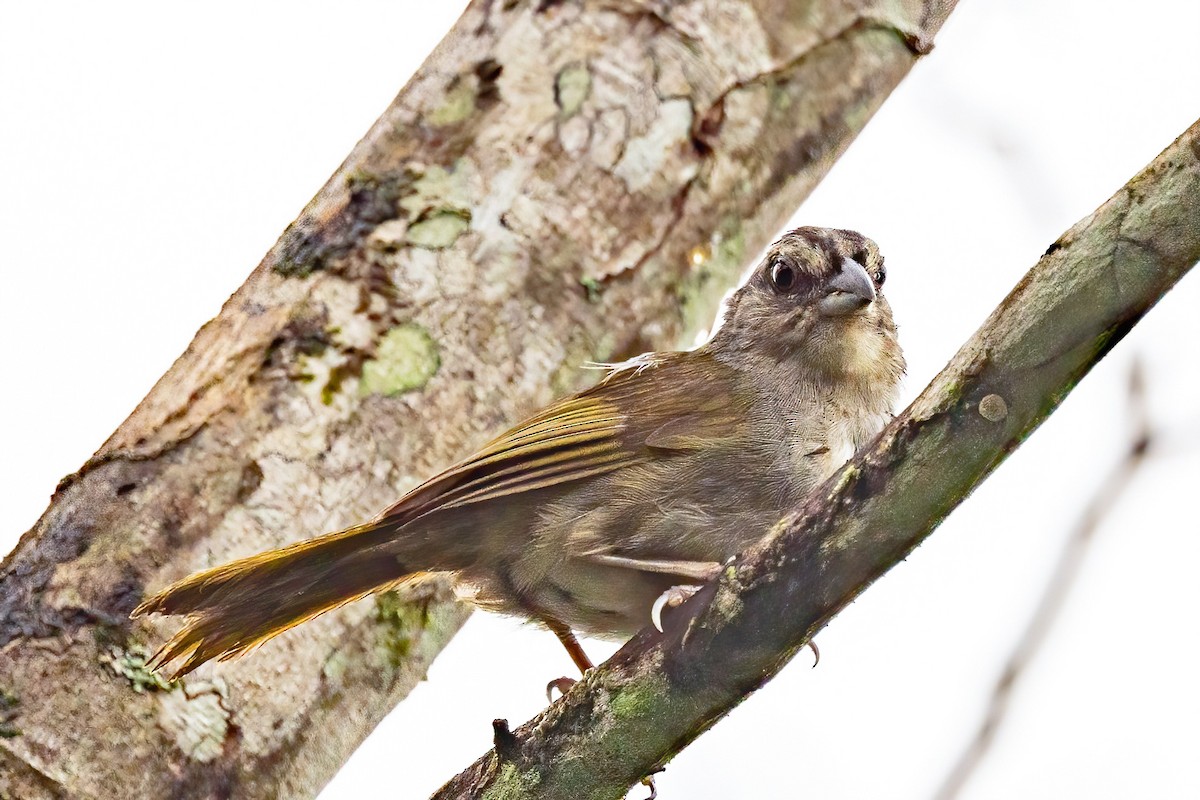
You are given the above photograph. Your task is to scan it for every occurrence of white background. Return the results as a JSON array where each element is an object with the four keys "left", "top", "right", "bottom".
[{"left": 2, "top": 1, "right": 1199, "bottom": 798}]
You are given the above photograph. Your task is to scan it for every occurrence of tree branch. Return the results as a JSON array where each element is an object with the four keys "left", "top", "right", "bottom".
[
  {"left": 0, "top": 1, "right": 956, "bottom": 797},
  {"left": 433, "top": 120, "right": 1200, "bottom": 800}
]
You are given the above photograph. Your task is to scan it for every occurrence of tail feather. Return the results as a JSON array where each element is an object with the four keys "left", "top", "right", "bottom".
[{"left": 133, "top": 520, "right": 413, "bottom": 679}]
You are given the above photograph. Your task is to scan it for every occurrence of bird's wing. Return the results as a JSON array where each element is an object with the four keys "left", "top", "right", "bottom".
[{"left": 374, "top": 350, "right": 749, "bottom": 528}]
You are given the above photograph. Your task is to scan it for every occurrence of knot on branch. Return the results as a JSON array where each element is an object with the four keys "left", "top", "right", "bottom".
[{"left": 492, "top": 718, "right": 523, "bottom": 764}]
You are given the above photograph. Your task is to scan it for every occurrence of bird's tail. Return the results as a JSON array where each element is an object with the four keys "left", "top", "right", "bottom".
[{"left": 133, "top": 519, "right": 417, "bottom": 679}]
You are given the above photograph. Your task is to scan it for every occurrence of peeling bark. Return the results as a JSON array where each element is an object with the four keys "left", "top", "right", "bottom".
[
  {"left": 0, "top": 1, "right": 955, "bottom": 797},
  {"left": 432, "top": 119, "right": 1200, "bottom": 800}
]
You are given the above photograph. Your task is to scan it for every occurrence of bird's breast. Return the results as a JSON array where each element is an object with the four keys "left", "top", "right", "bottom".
[{"left": 765, "top": 396, "right": 890, "bottom": 498}]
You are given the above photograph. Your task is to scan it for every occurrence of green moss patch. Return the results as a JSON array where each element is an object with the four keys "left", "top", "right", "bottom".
[
  {"left": 104, "top": 643, "right": 173, "bottom": 693},
  {"left": 555, "top": 63, "right": 591, "bottom": 118},
  {"left": 679, "top": 216, "right": 745, "bottom": 342},
  {"left": 427, "top": 78, "right": 479, "bottom": 126},
  {"left": 481, "top": 761, "right": 544, "bottom": 800},
  {"left": 374, "top": 590, "right": 432, "bottom": 669},
  {"left": 360, "top": 324, "right": 440, "bottom": 396},
  {"left": 406, "top": 210, "right": 471, "bottom": 250},
  {"left": 0, "top": 687, "right": 19, "bottom": 738}
]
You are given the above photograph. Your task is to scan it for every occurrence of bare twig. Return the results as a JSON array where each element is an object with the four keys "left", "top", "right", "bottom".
[{"left": 933, "top": 359, "right": 1153, "bottom": 800}]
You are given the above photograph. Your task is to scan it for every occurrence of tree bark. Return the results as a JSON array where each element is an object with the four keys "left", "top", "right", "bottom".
[
  {"left": 0, "top": 1, "right": 955, "bottom": 797},
  {"left": 432, "top": 118, "right": 1200, "bottom": 800}
]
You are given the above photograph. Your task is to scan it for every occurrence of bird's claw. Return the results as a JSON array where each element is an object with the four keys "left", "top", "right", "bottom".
[
  {"left": 640, "top": 773, "right": 658, "bottom": 800},
  {"left": 546, "top": 676, "right": 576, "bottom": 702},
  {"left": 651, "top": 584, "right": 701, "bottom": 633}
]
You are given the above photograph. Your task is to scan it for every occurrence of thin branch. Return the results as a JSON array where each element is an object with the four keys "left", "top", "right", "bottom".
[
  {"left": 933, "top": 359, "right": 1153, "bottom": 800},
  {"left": 433, "top": 120, "right": 1200, "bottom": 800}
]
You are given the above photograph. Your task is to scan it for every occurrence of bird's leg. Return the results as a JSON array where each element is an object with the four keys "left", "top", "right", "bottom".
[
  {"left": 548, "top": 620, "right": 595, "bottom": 673},
  {"left": 545, "top": 618, "right": 594, "bottom": 701}
]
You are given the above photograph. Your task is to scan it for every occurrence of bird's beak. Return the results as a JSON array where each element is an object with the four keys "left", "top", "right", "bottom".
[{"left": 818, "top": 257, "right": 876, "bottom": 316}]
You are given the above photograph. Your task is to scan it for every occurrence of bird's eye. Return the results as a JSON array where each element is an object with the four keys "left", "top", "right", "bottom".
[
  {"left": 875, "top": 262, "right": 887, "bottom": 288},
  {"left": 768, "top": 259, "right": 797, "bottom": 293}
]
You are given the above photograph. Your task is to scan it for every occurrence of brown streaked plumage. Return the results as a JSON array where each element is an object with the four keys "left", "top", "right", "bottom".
[{"left": 133, "top": 227, "right": 904, "bottom": 679}]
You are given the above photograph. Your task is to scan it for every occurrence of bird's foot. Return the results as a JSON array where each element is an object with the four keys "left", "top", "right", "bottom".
[
  {"left": 638, "top": 768, "right": 665, "bottom": 799},
  {"left": 546, "top": 676, "right": 576, "bottom": 702},
  {"left": 651, "top": 584, "right": 702, "bottom": 633}
]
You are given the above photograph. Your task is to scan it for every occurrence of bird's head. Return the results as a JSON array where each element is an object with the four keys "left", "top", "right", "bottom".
[{"left": 709, "top": 227, "right": 904, "bottom": 392}]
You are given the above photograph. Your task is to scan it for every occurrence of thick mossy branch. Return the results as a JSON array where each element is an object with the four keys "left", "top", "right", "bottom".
[{"left": 434, "top": 121, "right": 1200, "bottom": 800}]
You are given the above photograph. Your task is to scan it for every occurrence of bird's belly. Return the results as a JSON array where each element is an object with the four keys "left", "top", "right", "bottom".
[
  {"left": 463, "top": 552, "right": 717, "bottom": 640},
  {"left": 464, "top": 475, "right": 791, "bottom": 637}
]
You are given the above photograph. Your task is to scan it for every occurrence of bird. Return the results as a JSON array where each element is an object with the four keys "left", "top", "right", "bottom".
[{"left": 133, "top": 226, "right": 904, "bottom": 680}]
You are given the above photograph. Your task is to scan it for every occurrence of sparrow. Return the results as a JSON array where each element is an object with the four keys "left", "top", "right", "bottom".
[{"left": 133, "top": 226, "right": 904, "bottom": 679}]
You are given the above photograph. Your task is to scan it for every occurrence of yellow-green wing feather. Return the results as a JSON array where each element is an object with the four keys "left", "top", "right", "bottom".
[{"left": 374, "top": 351, "right": 748, "bottom": 525}]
